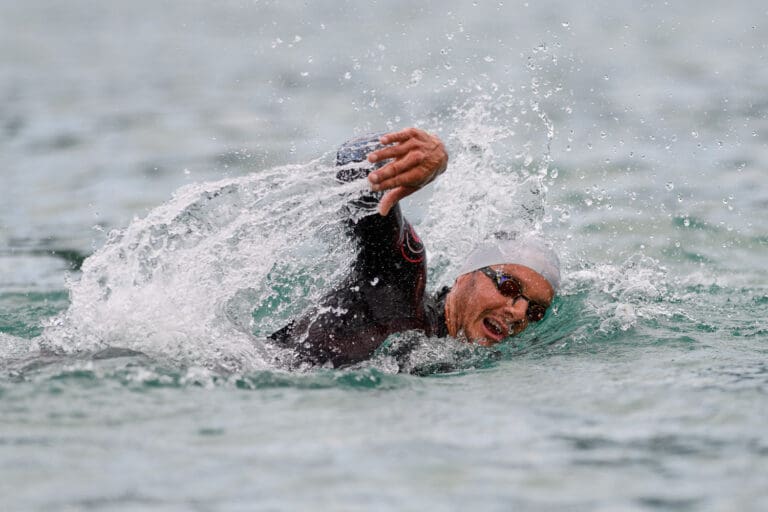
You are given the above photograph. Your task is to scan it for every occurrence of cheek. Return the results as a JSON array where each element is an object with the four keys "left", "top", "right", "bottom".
[
  {"left": 461, "top": 299, "right": 488, "bottom": 331},
  {"left": 467, "top": 294, "right": 504, "bottom": 321}
]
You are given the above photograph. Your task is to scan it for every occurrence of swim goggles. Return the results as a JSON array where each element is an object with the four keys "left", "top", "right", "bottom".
[{"left": 478, "top": 267, "right": 549, "bottom": 322}]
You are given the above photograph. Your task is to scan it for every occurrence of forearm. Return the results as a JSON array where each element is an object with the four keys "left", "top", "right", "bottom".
[{"left": 336, "top": 133, "right": 405, "bottom": 258}]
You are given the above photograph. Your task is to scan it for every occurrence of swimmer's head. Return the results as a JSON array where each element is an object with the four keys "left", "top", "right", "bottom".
[{"left": 445, "top": 234, "right": 560, "bottom": 346}]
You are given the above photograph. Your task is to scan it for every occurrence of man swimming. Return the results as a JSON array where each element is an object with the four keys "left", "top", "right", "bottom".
[{"left": 269, "top": 128, "right": 560, "bottom": 368}]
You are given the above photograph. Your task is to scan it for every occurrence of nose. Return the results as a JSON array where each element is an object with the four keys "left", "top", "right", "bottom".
[{"left": 502, "top": 296, "right": 529, "bottom": 322}]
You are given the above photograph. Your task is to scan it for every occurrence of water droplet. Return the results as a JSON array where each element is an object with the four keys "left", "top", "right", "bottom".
[
  {"left": 603, "top": 75, "right": 609, "bottom": 81},
  {"left": 665, "top": 182, "right": 674, "bottom": 191},
  {"left": 559, "top": 210, "right": 571, "bottom": 221},
  {"left": 344, "top": 71, "right": 351, "bottom": 80},
  {"left": 683, "top": 218, "right": 690, "bottom": 227},
  {"left": 484, "top": 55, "right": 495, "bottom": 63},
  {"left": 691, "top": 130, "right": 699, "bottom": 138},
  {"left": 410, "top": 69, "right": 423, "bottom": 85},
  {"left": 561, "top": 21, "right": 570, "bottom": 28},
  {"left": 600, "top": 131, "right": 607, "bottom": 139},
  {"left": 550, "top": 168, "right": 559, "bottom": 179}
]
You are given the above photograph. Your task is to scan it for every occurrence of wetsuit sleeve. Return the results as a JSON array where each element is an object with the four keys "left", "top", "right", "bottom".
[{"left": 335, "top": 133, "right": 426, "bottom": 277}]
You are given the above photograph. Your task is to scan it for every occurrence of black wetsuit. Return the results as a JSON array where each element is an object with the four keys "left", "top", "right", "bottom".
[{"left": 269, "top": 134, "right": 449, "bottom": 368}]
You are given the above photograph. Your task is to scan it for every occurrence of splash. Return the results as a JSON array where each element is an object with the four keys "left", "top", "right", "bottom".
[
  {"left": 422, "top": 94, "right": 556, "bottom": 288},
  {"left": 39, "top": 156, "right": 363, "bottom": 371}
]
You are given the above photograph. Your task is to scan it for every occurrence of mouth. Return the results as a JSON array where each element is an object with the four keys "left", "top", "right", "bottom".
[{"left": 482, "top": 317, "right": 507, "bottom": 343}]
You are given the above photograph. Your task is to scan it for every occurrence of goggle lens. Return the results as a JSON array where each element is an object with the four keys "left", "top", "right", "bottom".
[
  {"left": 498, "top": 278, "right": 522, "bottom": 298},
  {"left": 526, "top": 304, "right": 547, "bottom": 322}
]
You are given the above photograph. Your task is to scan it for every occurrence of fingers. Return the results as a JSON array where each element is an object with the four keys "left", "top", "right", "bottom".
[
  {"left": 367, "top": 139, "right": 417, "bottom": 163},
  {"left": 372, "top": 167, "right": 428, "bottom": 193},
  {"left": 378, "top": 186, "right": 417, "bottom": 216},
  {"left": 379, "top": 127, "right": 425, "bottom": 145},
  {"left": 369, "top": 152, "right": 425, "bottom": 189}
]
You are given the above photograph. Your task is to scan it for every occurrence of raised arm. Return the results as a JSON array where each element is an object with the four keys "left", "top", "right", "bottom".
[{"left": 269, "top": 129, "right": 448, "bottom": 367}]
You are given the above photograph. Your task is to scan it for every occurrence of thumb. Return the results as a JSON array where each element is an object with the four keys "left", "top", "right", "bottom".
[{"left": 378, "top": 186, "right": 414, "bottom": 216}]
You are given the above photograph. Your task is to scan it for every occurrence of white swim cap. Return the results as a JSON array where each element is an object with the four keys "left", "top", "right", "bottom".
[{"left": 457, "top": 234, "right": 561, "bottom": 291}]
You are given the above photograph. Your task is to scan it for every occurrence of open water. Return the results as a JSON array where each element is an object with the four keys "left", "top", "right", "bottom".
[{"left": 1, "top": 1, "right": 767, "bottom": 510}]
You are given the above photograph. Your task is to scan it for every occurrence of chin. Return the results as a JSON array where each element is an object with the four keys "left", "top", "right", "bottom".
[{"left": 462, "top": 328, "right": 499, "bottom": 347}]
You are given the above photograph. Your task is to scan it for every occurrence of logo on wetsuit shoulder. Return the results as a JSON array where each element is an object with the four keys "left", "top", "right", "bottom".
[{"left": 400, "top": 224, "right": 425, "bottom": 264}]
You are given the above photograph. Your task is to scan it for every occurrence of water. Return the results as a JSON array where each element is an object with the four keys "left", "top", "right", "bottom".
[{"left": 2, "top": 0, "right": 768, "bottom": 510}]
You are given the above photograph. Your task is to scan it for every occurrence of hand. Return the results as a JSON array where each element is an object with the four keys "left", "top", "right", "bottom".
[{"left": 366, "top": 127, "right": 448, "bottom": 216}]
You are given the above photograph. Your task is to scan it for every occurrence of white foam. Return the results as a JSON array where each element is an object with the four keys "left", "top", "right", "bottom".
[{"left": 40, "top": 156, "right": 358, "bottom": 371}]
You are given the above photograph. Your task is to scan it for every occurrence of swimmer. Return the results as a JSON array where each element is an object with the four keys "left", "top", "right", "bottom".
[{"left": 270, "top": 128, "right": 560, "bottom": 368}]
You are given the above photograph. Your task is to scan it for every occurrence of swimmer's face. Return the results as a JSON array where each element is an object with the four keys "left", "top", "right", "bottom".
[{"left": 448, "top": 264, "right": 554, "bottom": 345}]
